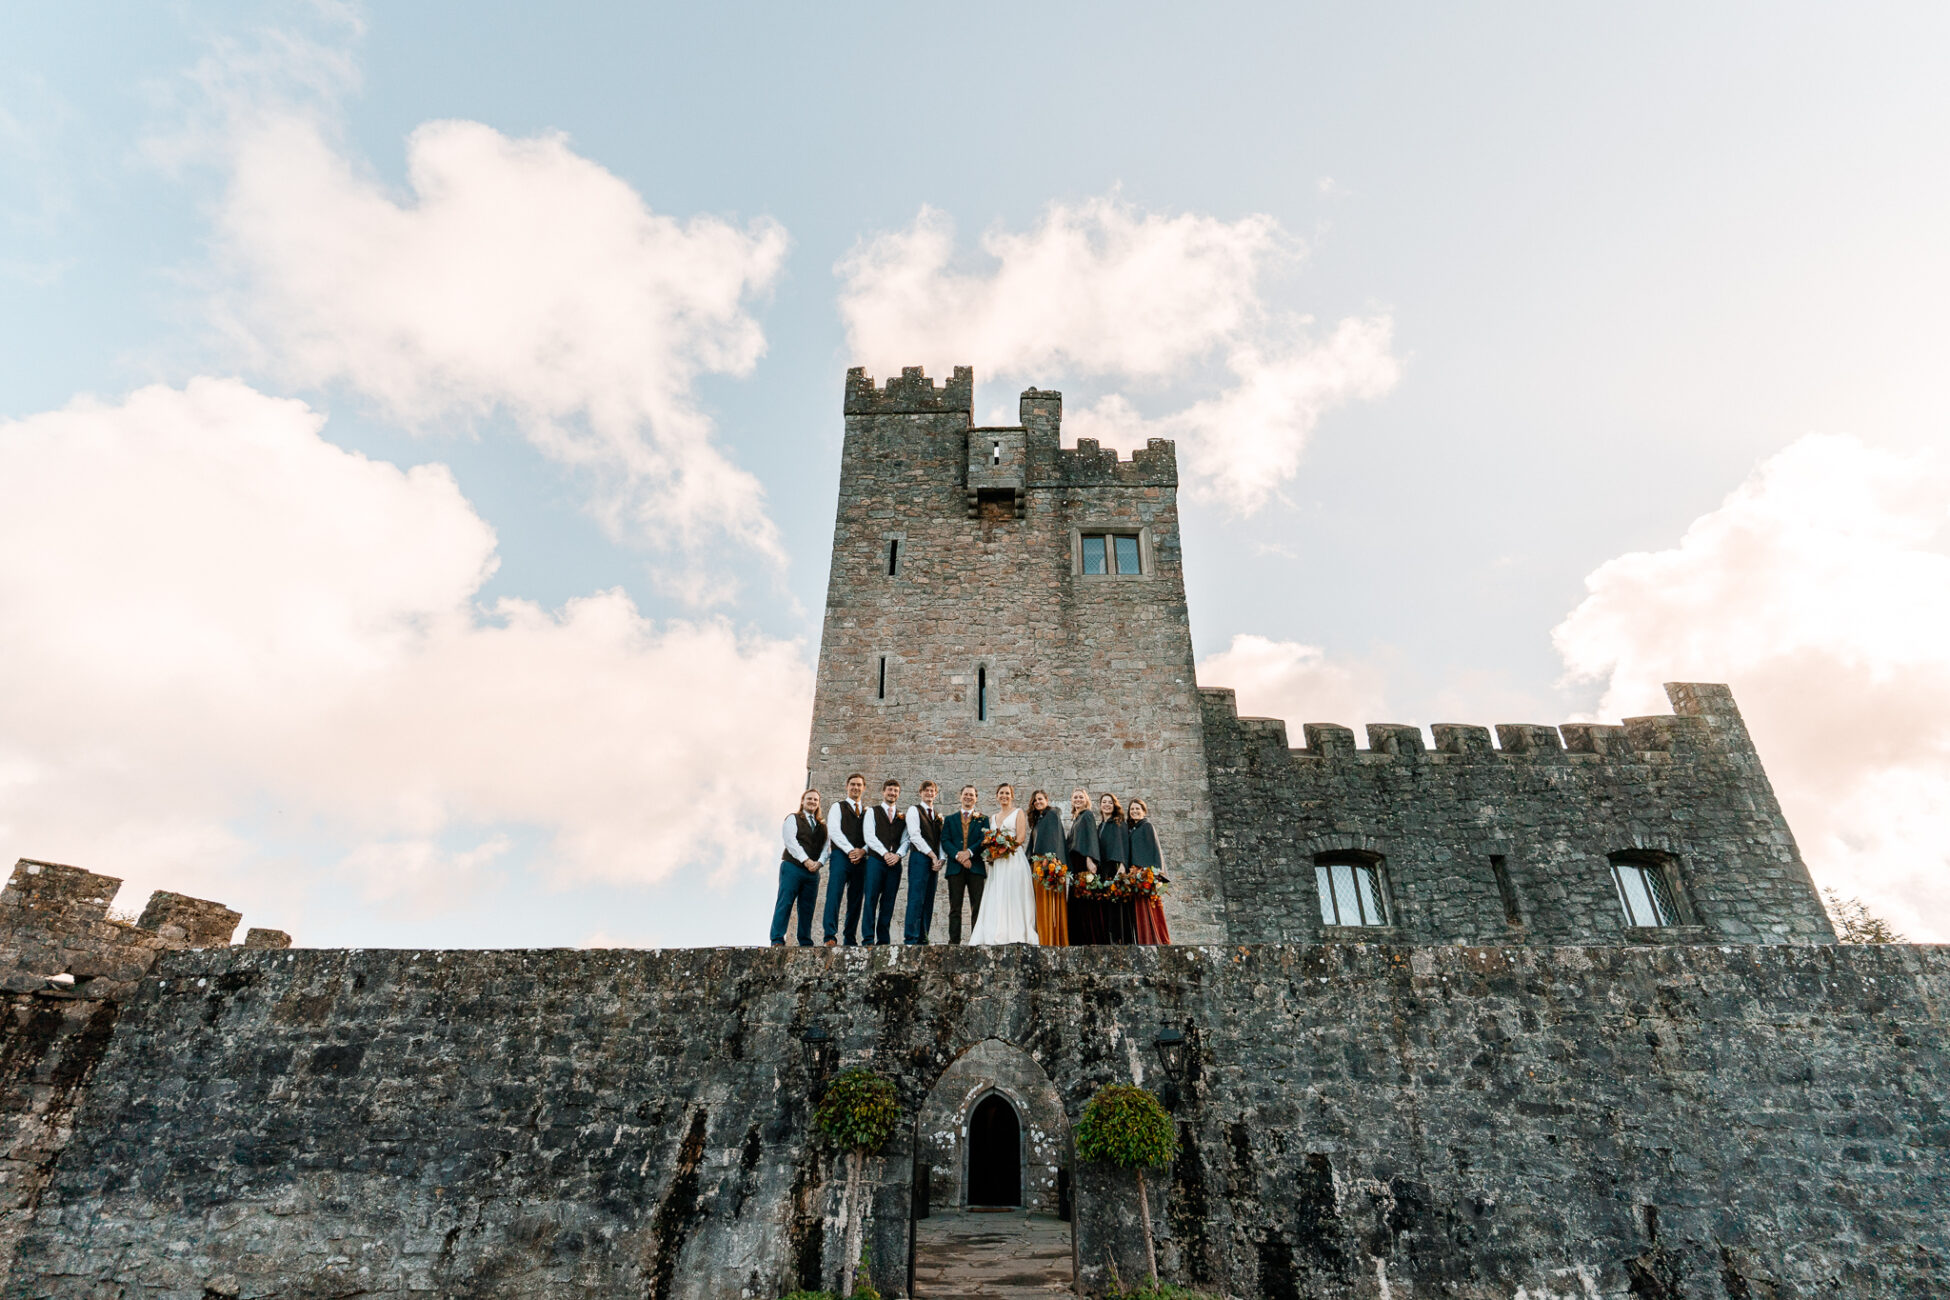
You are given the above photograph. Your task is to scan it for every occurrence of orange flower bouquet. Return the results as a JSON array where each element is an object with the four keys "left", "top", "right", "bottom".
[{"left": 1031, "top": 854, "right": 1068, "bottom": 889}]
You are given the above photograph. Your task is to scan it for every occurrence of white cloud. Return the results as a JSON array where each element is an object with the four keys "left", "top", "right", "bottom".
[
  {"left": 214, "top": 112, "right": 789, "bottom": 562},
  {"left": 0, "top": 380, "right": 813, "bottom": 930},
  {"left": 1553, "top": 434, "right": 1950, "bottom": 940},
  {"left": 836, "top": 196, "right": 1399, "bottom": 513},
  {"left": 1196, "top": 634, "right": 1392, "bottom": 731}
]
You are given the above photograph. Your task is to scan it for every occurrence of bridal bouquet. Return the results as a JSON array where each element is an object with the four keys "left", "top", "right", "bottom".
[
  {"left": 1122, "top": 867, "right": 1168, "bottom": 900},
  {"left": 1031, "top": 854, "right": 1067, "bottom": 889},
  {"left": 981, "top": 826, "right": 1020, "bottom": 860}
]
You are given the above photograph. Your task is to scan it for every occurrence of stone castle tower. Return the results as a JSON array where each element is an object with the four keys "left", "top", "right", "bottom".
[{"left": 806, "top": 366, "right": 1225, "bottom": 942}]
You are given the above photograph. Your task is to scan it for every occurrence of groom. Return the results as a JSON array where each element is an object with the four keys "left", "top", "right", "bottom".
[{"left": 939, "top": 784, "right": 988, "bottom": 944}]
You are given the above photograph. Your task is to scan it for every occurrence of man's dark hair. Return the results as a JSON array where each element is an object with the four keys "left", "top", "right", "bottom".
[
  {"left": 846, "top": 772, "right": 866, "bottom": 785},
  {"left": 883, "top": 778, "right": 901, "bottom": 791},
  {"left": 961, "top": 784, "right": 977, "bottom": 795}
]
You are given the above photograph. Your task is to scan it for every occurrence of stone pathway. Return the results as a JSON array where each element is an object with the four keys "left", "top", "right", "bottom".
[{"left": 911, "top": 1210, "right": 1074, "bottom": 1297}]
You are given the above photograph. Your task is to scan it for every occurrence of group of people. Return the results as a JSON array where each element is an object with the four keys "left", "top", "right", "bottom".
[{"left": 770, "top": 773, "right": 1172, "bottom": 949}]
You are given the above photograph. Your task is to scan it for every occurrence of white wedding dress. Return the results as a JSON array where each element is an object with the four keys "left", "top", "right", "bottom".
[{"left": 967, "top": 807, "right": 1039, "bottom": 945}]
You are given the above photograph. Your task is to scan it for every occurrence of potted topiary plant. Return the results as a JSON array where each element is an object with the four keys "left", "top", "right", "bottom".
[
  {"left": 812, "top": 1067, "right": 900, "bottom": 1298},
  {"left": 1075, "top": 1083, "right": 1177, "bottom": 1284}
]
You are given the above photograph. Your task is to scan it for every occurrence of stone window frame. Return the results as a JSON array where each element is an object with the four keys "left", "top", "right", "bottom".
[
  {"left": 881, "top": 530, "right": 906, "bottom": 579},
  {"left": 1607, "top": 849, "right": 1694, "bottom": 928},
  {"left": 975, "top": 662, "right": 993, "bottom": 723},
  {"left": 1070, "top": 525, "right": 1154, "bottom": 581}
]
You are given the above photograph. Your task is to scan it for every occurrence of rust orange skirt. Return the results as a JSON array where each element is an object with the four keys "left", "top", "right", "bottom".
[
  {"left": 1134, "top": 897, "right": 1171, "bottom": 945},
  {"left": 1036, "top": 883, "right": 1070, "bottom": 946}
]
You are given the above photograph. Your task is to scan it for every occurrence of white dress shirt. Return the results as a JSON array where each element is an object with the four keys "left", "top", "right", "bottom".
[
  {"left": 905, "top": 802, "right": 943, "bottom": 864},
  {"left": 781, "top": 813, "right": 826, "bottom": 867},
  {"left": 864, "top": 801, "right": 910, "bottom": 859},
  {"left": 827, "top": 800, "right": 865, "bottom": 856}
]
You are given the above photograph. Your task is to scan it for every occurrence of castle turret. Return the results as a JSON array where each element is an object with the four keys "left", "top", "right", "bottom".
[{"left": 807, "top": 366, "right": 1225, "bottom": 942}]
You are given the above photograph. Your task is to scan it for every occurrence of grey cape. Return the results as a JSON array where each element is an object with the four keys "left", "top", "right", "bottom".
[{"left": 1067, "top": 808, "right": 1102, "bottom": 870}]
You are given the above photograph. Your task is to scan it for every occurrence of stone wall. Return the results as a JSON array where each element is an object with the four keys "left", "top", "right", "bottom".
[
  {"left": 9, "top": 941, "right": 1946, "bottom": 1298},
  {"left": 1203, "top": 682, "right": 1835, "bottom": 948},
  {"left": 0, "top": 859, "right": 280, "bottom": 1288},
  {"left": 807, "top": 367, "right": 1223, "bottom": 943}
]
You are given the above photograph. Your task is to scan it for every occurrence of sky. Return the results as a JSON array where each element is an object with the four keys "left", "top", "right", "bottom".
[{"left": 2, "top": 3, "right": 1947, "bottom": 947}]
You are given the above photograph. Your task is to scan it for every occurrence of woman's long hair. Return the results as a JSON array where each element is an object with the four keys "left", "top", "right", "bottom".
[
  {"left": 795, "top": 790, "right": 824, "bottom": 825},
  {"left": 1027, "top": 789, "right": 1052, "bottom": 829},
  {"left": 1100, "top": 792, "right": 1125, "bottom": 824}
]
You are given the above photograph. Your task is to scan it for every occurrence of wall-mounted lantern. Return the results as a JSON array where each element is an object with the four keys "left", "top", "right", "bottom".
[
  {"left": 800, "top": 1025, "right": 836, "bottom": 1084},
  {"left": 1154, "top": 1027, "right": 1188, "bottom": 1108}
]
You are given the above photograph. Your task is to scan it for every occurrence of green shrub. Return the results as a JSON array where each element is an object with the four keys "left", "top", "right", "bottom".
[
  {"left": 1075, "top": 1084, "right": 1175, "bottom": 1171},
  {"left": 813, "top": 1068, "right": 900, "bottom": 1154},
  {"left": 1107, "top": 1282, "right": 1221, "bottom": 1300}
]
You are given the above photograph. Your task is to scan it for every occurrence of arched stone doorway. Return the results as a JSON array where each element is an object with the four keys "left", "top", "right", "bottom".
[
  {"left": 966, "top": 1091, "right": 1022, "bottom": 1208},
  {"left": 914, "top": 1038, "right": 1069, "bottom": 1214},
  {"left": 910, "top": 1039, "right": 1074, "bottom": 1296}
]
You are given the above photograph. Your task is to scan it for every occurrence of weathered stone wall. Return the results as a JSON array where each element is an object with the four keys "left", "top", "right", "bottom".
[
  {"left": 0, "top": 859, "right": 283, "bottom": 1287},
  {"left": 10, "top": 941, "right": 1946, "bottom": 1299},
  {"left": 0, "top": 994, "right": 120, "bottom": 1290},
  {"left": 806, "top": 367, "right": 1225, "bottom": 944},
  {"left": 1203, "top": 682, "right": 1835, "bottom": 948}
]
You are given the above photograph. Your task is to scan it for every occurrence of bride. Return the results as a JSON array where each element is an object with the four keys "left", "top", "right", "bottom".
[{"left": 968, "top": 783, "right": 1039, "bottom": 945}]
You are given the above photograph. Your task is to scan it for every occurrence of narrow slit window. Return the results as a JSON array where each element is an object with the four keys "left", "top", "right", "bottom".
[
  {"left": 887, "top": 538, "right": 900, "bottom": 576},
  {"left": 1611, "top": 858, "right": 1679, "bottom": 927},
  {"left": 976, "top": 666, "right": 987, "bottom": 721},
  {"left": 877, "top": 655, "right": 886, "bottom": 701},
  {"left": 991, "top": 439, "right": 1001, "bottom": 465},
  {"left": 1490, "top": 855, "right": 1522, "bottom": 926},
  {"left": 1315, "top": 857, "right": 1388, "bottom": 927}
]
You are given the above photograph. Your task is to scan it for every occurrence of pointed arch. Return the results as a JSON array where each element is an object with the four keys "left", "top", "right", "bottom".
[{"left": 914, "top": 1037, "right": 1070, "bottom": 1214}]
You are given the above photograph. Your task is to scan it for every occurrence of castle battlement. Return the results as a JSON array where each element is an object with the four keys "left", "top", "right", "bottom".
[
  {"left": 1049, "top": 436, "right": 1177, "bottom": 487},
  {"left": 0, "top": 858, "right": 287, "bottom": 1001},
  {"left": 1199, "top": 681, "right": 1750, "bottom": 763},
  {"left": 843, "top": 364, "right": 974, "bottom": 415}
]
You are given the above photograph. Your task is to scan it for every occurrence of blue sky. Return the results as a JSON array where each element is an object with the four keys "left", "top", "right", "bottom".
[{"left": 4, "top": 3, "right": 1948, "bottom": 946}]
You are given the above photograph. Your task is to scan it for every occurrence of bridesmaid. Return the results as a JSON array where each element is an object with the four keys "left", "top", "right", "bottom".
[
  {"left": 1097, "top": 793, "right": 1135, "bottom": 945},
  {"left": 1126, "top": 798, "right": 1172, "bottom": 945},
  {"left": 1065, "top": 788, "right": 1104, "bottom": 945},
  {"left": 1026, "top": 790, "right": 1069, "bottom": 946}
]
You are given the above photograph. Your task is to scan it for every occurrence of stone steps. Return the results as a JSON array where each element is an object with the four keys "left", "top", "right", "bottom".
[{"left": 912, "top": 1210, "right": 1074, "bottom": 1297}]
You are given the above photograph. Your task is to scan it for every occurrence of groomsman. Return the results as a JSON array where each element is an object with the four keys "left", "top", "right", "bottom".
[
  {"left": 822, "top": 773, "right": 869, "bottom": 947},
  {"left": 862, "top": 778, "right": 908, "bottom": 945},
  {"left": 772, "top": 789, "right": 826, "bottom": 947},
  {"left": 902, "top": 781, "right": 946, "bottom": 944},
  {"left": 940, "top": 784, "right": 989, "bottom": 945}
]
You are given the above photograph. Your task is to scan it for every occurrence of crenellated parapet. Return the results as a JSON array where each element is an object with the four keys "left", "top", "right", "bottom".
[
  {"left": 1050, "top": 437, "right": 1178, "bottom": 488},
  {"left": 843, "top": 365, "right": 974, "bottom": 416},
  {"left": 1198, "top": 682, "right": 1832, "bottom": 947},
  {"left": 0, "top": 859, "right": 283, "bottom": 1001},
  {"left": 1204, "top": 685, "right": 1755, "bottom": 766}
]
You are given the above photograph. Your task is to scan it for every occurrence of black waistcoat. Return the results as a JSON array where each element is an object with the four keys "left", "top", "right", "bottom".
[
  {"left": 785, "top": 814, "right": 828, "bottom": 866},
  {"left": 838, "top": 800, "right": 865, "bottom": 850},
  {"left": 915, "top": 806, "right": 943, "bottom": 854},
  {"left": 873, "top": 805, "right": 902, "bottom": 851}
]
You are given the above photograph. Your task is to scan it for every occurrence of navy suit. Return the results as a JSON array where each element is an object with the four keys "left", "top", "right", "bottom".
[
  {"left": 940, "top": 809, "right": 990, "bottom": 944},
  {"left": 902, "top": 804, "right": 947, "bottom": 945}
]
